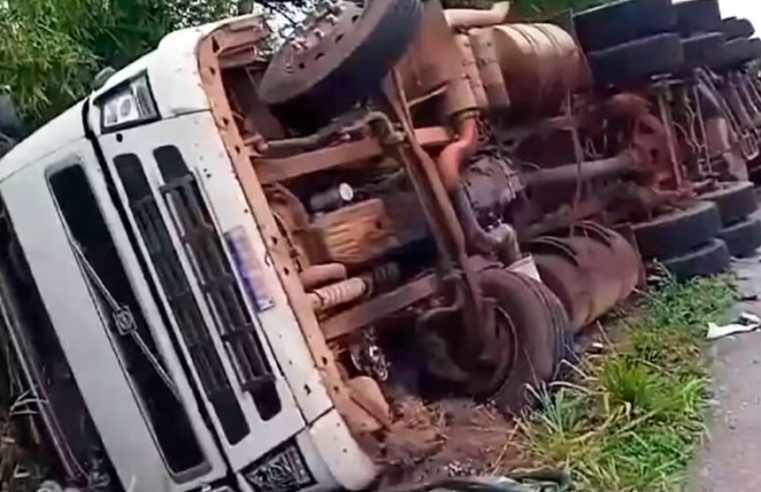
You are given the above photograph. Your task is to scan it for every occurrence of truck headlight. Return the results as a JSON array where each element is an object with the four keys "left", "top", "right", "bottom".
[
  {"left": 98, "top": 74, "right": 159, "bottom": 132},
  {"left": 242, "top": 441, "right": 315, "bottom": 492}
]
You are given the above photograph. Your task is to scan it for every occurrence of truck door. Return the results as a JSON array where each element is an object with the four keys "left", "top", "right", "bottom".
[
  {"left": 0, "top": 131, "right": 229, "bottom": 490},
  {"left": 92, "top": 110, "right": 307, "bottom": 470}
]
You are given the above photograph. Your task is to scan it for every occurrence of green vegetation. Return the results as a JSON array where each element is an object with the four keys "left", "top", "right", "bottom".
[
  {"left": 0, "top": 0, "right": 243, "bottom": 128},
  {"left": 511, "top": 0, "right": 607, "bottom": 18},
  {"left": 1, "top": 0, "right": 609, "bottom": 131},
  {"left": 441, "top": 0, "right": 604, "bottom": 14},
  {"left": 517, "top": 276, "right": 735, "bottom": 491}
]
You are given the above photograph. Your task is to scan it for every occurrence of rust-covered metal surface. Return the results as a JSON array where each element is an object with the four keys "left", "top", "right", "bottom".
[
  {"left": 197, "top": 20, "right": 378, "bottom": 434},
  {"left": 190, "top": 0, "right": 704, "bottom": 471}
]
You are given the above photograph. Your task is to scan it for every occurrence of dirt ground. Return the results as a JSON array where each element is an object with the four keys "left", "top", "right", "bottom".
[
  {"left": 376, "top": 397, "right": 525, "bottom": 487},
  {"left": 689, "top": 254, "right": 761, "bottom": 491}
]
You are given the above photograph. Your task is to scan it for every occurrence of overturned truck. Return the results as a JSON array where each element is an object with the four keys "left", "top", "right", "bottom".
[{"left": 0, "top": 0, "right": 758, "bottom": 491}]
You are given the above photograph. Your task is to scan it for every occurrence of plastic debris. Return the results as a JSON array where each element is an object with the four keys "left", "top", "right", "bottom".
[{"left": 707, "top": 312, "right": 761, "bottom": 340}]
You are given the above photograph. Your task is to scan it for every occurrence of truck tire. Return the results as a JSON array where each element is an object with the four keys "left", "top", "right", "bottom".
[
  {"left": 518, "top": 269, "right": 573, "bottom": 365},
  {"left": 480, "top": 270, "right": 558, "bottom": 415},
  {"left": 722, "top": 17, "right": 755, "bottom": 40},
  {"left": 573, "top": 0, "right": 677, "bottom": 52},
  {"left": 713, "top": 38, "right": 761, "bottom": 69},
  {"left": 675, "top": 0, "right": 722, "bottom": 35},
  {"left": 531, "top": 272, "right": 578, "bottom": 377},
  {"left": 719, "top": 214, "right": 761, "bottom": 257},
  {"left": 259, "top": 0, "right": 423, "bottom": 132},
  {"left": 682, "top": 32, "right": 726, "bottom": 69},
  {"left": 633, "top": 201, "right": 722, "bottom": 259},
  {"left": 700, "top": 181, "right": 758, "bottom": 226},
  {"left": 662, "top": 238, "right": 731, "bottom": 282},
  {"left": 588, "top": 34, "right": 684, "bottom": 87}
]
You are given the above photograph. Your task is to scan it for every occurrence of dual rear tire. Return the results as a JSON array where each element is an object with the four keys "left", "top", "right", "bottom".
[
  {"left": 478, "top": 269, "right": 572, "bottom": 415},
  {"left": 633, "top": 184, "right": 761, "bottom": 282},
  {"left": 574, "top": 0, "right": 684, "bottom": 86},
  {"left": 576, "top": 0, "right": 761, "bottom": 85},
  {"left": 702, "top": 182, "right": 761, "bottom": 258},
  {"left": 633, "top": 201, "right": 728, "bottom": 281}
]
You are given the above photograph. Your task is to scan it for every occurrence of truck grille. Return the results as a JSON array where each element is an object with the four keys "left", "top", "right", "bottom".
[
  {"left": 115, "top": 154, "right": 250, "bottom": 443},
  {"left": 154, "top": 146, "right": 281, "bottom": 420}
]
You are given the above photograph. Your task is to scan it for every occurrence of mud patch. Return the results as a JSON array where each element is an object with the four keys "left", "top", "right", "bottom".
[{"left": 376, "top": 398, "right": 524, "bottom": 487}]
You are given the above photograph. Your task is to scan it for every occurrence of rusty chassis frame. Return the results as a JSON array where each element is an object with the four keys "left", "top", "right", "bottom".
[
  {"left": 198, "top": 18, "right": 492, "bottom": 432},
  {"left": 198, "top": 19, "right": 368, "bottom": 429}
]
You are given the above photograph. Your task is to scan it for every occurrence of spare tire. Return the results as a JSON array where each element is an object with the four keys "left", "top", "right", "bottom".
[
  {"left": 573, "top": 0, "right": 677, "bottom": 52},
  {"left": 675, "top": 0, "right": 722, "bottom": 35},
  {"left": 259, "top": 0, "right": 423, "bottom": 132},
  {"left": 528, "top": 272, "right": 577, "bottom": 375},
  {"left": 588, "top": 34, "right": 685, "bottom": 87}
]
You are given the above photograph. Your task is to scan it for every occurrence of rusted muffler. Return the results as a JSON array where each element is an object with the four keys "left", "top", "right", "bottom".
[{"left": 531, "top": 225, "right": 641, "bottom": 332}]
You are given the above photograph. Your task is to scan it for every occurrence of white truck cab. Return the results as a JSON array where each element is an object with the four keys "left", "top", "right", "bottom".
[{"left": 0, "top": 15, "right": 376, "bottom": 492}]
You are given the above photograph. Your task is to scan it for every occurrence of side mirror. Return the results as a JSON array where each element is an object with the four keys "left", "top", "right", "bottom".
[{"left": 0, "top": 94, "right": 25, "bottom": 141}]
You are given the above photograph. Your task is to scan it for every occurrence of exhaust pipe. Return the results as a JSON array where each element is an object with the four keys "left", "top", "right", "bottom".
[{"left": 437, "top": 116, "right": 479, "bottom": 192}]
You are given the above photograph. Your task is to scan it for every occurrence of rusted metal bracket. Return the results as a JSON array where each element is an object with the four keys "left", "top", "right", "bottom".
[
  {"left": 322, "top": 273, "right": 439, "bottom": 341},
  {"left": 255, "top": 127, "right": 451, "bottom": 184},
  {"left": 383, "top": 71, "right": 488, "bottom": 355},
  {"left": 522, "top": 152, "right": 637, "bottom": 187},
  {"left": 651, "top": 82, "right": 685, "bottom": 190},
  {"left": 198, "top": 24, "right": 374, "bottom": 433},
  {"left": 322, "top": 256, "right": 501, "bottom": 341},
  {"left": 528, "top": 236, "right": 582, "bottom": 267}
]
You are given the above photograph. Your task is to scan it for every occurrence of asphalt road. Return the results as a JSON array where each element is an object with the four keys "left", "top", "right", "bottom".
[{"left": 689, "top": 255, "right": 761, "bottom": 491}]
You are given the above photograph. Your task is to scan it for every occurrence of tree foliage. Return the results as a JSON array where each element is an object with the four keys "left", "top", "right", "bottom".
[
  {"left": 1, "top": 0, "right": 604, "bottom": 130},
  {"left": 1, "top": 0, "right": 238, "bottom": 127},
  {"left": 510, "top": 0, "right": 606, "bottom": 17}
]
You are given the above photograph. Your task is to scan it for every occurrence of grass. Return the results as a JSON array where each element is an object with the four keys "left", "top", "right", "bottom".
[{"left": 514, "top": 275, "right": 735, "bottom": 491}]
